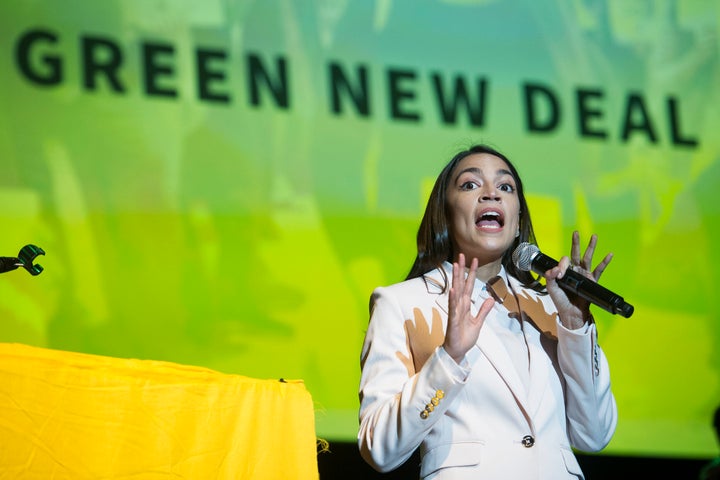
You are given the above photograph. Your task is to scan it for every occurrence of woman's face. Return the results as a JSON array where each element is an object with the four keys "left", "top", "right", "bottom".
[{"left": 446, "top": 152, "right": 520, "bottom": 265}]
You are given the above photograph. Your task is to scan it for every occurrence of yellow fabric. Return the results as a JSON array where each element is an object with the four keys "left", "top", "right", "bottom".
[{"left": 0, "top": 343, "right": 319, "bottom": 479}]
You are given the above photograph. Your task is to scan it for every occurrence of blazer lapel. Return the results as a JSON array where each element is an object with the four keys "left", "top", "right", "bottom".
[
  {"left": 476, "top": 318, "right": 530, "bottom": 410},
  {"left": 506, "top": 275, "right": 554, "bottom": 419}
]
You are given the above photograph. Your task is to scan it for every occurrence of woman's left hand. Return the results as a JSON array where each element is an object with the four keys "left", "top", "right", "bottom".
[{"left": 544, "top": 231, "right": 613, "bottom": 329}]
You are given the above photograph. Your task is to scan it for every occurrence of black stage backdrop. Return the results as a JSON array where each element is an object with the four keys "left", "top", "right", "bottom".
[{"left": 317, "top": 442, "right": 710, "bottom": 479}]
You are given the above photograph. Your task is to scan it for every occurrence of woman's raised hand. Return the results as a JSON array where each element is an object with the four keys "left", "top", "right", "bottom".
[
  {"left": 544, "top": 231, "right": 613, "bottom": 329},
  {"left": 443, "top": 253, "right": 495, "bottom": 364}
]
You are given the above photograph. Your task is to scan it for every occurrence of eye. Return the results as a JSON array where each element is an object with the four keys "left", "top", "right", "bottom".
[
  {"left": 498, "top": 182, "right": 515, "bottom": 193},
  {"left": 459, "top": 181, "right": 479, "bottom": 191}
]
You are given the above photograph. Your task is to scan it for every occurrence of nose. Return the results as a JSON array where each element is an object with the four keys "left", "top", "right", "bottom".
[{"left": 480, "top": 184, "right": 500, "bottom": 202}]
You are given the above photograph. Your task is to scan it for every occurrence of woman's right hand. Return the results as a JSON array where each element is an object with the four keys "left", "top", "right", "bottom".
[{"left": 442, "top": 253, "right": 495, "bottom": 364}]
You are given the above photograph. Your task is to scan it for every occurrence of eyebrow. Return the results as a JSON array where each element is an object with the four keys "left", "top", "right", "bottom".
[{"left": 454, "top": 167, "right": 514, "bottom": 182}]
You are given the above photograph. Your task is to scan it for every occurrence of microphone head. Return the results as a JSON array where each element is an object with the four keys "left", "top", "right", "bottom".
[{"left": 512, "top": 242, "right": 539, "bottom": 272}]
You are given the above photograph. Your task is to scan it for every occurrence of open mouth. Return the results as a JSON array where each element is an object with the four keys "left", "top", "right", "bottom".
[{"left": 476, "top": 208, "right": 504, "bottom": 229}]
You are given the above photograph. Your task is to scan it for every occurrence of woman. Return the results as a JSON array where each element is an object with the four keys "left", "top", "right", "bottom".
[{"left": 358, "top": 144, "right": 618, "bottom": 479}]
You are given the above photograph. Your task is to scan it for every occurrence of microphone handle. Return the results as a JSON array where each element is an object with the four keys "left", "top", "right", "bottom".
[{"left": 531, "top": 252, "right": 634, "bottom": 318}]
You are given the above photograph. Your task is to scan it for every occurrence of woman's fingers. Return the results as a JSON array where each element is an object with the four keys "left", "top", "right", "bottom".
[
  {"left": 476, "top": 297, "right": 494, "bottom": 322},
  {"left": 570, "top": 231, "right": 614, "bottom": 281},
  {"left": 582, "top": 234, "right": 598, "bottom": 269},
  {"left": 465, "top": 256, "right": 478, "bottom": 296},
  {"left": 446, "top": 254, "right": 488, "bottom": 363},
  {"left": 592, "top": 252, "right": 613, "bottom": 281},
  {"left": 571, "top": 230, "right": 582, "bottom": 266}
]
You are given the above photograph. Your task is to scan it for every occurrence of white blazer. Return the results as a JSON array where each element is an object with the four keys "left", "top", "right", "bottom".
[{"left": 358, "top": 263, "right": 617, "bottom": 480}]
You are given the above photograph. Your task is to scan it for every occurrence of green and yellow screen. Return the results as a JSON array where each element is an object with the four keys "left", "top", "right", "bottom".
[{"left": 1, "top": 0, "right": 718, "bottom": 459}]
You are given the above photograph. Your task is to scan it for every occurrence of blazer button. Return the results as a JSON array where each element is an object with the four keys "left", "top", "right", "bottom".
[{"left": 521, "top": 435, "right": 535, "bottom": 448}]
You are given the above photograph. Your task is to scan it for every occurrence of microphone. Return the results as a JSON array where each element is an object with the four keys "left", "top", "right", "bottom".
[{"left": 512, "top": 242, "right": 634, "bottom": 318}]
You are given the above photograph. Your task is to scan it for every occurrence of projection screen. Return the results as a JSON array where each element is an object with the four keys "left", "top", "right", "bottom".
[{"left": 1, "top": 0, "right": 718, "bottom": 459}]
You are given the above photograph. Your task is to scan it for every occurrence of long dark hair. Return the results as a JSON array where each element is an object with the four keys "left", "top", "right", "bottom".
[{"left": 406, "top": 144, "right": 543, "bottom": 292}]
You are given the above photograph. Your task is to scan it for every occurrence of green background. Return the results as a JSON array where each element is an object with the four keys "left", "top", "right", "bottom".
[{"left": 1, "top": 0, "right": 718, "bottom": 458}]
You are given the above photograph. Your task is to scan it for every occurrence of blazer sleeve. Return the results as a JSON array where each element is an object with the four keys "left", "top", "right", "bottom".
[
  {"left": 557, "top": 320, "right": 618, "bottom": 452},
  {"left": 357, "top": 285, "right": 467, "bottom": 473}
]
